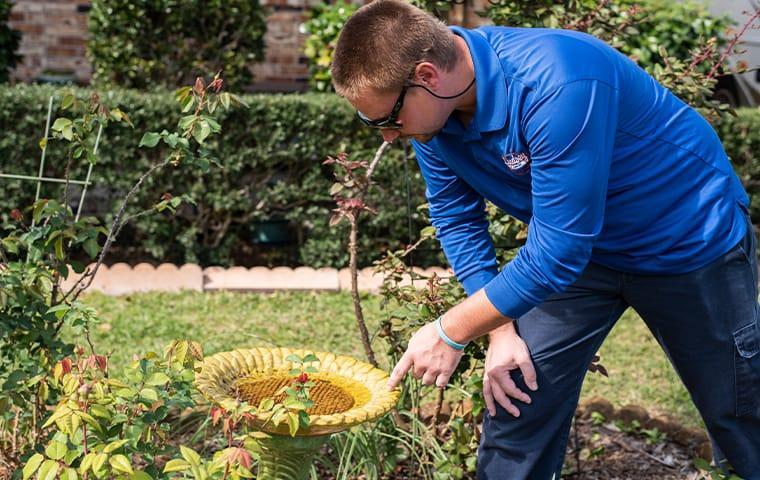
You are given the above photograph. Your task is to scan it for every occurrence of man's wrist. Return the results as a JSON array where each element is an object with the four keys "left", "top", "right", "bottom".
[
  {"left": 488, "top": 321, "right": 516, "bottom": 340},
  {"left": 438, "top": 314, "right": 470, "bottom": 348}
]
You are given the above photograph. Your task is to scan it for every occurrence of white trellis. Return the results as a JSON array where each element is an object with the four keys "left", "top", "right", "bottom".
[{"left": 0, "top": 95, "right": 102, "bottom": 226}]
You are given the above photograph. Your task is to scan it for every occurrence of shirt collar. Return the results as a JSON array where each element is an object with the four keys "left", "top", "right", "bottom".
[{"left": 441, "top": 26, "right": 508, "bottom": 140}]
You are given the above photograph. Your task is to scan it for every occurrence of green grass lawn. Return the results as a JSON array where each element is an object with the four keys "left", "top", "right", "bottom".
[{"left": 75, "top": 290, "right": 700, "bottom": 427}]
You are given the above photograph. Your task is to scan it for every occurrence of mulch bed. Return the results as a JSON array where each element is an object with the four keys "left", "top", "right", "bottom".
[{"left": 562, "top": 405, "right": 709, "bottom": 479}]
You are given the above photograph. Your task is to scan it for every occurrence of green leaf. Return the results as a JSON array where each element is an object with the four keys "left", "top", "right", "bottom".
[
  {"left": 693, "top": 458, "right": 711, "bottom": 471},
  {"left": 145, "top": 372, "right": 171, "bottom": 386},
  {"left": 42, "top": 405, "right": 72, "bottom": 428},
  {"left": 162, "top": 459, "right": 190, "bottom": 473},
  {"left": 286, "top": 411, "right": 299, "bottom": 436},
  {"left": 284, "top": 354, "right": 302, "bottom": 363},
  {"left": 221, "top": 93, "right": 231, "bottom": 110},
  {"left": 61, "top": 93, "right": 75, "bottom": 110},
  {"left": 78, "top": 453, "right": 95, "bottom": 474},
  {"left": 139, "top": 132, "right": 161, "bottom": 148},
  {"left": 109, "top": 454, "right": 133, "bottom": 474},
  {"left": 83, "top": 238, "right": 99, "bottom": 259},
  {"left": 259, "top": 398, "right": 274, "bottom": 411},
  {"left": 420, "top": 226, "right": 437, "bottom": 237},
  {"left": 103, "top": 439, "right": 129, "bottom": 454},
  {"left": 180, "top": 445, "right": 201, "bottom": 468},
  {"left": 52, "top": 118, "right": 72, "bottom": 132},
  {"left": 45, "top": 440, "right": 68, "bottom": 460},
  {"left": 60, "top": 467, "right": 78, "bottom": 480},
  {"left": 178, "top": 115, "right": 196, "bottom": 131},
  {"left": 38, "top": 460, "right": 59, "bottom": 480},
  {"left": 22, "top": 453, "right": 44, "bottom": 480},
  {"left": 181, "top": 95, "right": 194, "bottom": 113},
  {"left": 70, "top": 260, "right": 86, "bottom": 274},
  {"left": 301, "top": 354, "right": 318, "bottom": 363},
  {"left": 89, "top": 404, "right": 111, "bottom": 419},
  {"left": 62, "top": 124, "right": 74, "bottom": 141},
  {"left": 131, "top": 471, "right": 153, "bottom": 480},
  {"left": 91, "top": 453, "right": 108, "bottom": 475},
  {"left": 192, "top": 121, "right": 211, "bottom": 144},
  {"left": 55, "top": 236, "right": 65, "bottom": 260},
  {"left": 204, "top": 117, "right": 221, "bottom": 132},
  {"left": 46, "top": 303, "right": 71, "bottom": 319},
  {"left": 139, "top": 388, "right": 159, "bottom": 402}
]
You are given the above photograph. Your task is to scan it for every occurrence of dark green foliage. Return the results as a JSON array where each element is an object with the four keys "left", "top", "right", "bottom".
[
  {"left": 482, "top": 0, "right": 730, "bottom": 69},
  {"left": 302, "top": 1, "right": 358, "bottom": 93},
  {"left": 0, "top": 0, "right": 21, "bottom": 83},
  {"left": 0, "top": 85, "right": 437, "bottom": 268},
  {"left": 88, "top": 0, "right": 267, "bottom": 90},
  {"left": 718, "top": 108, "right": 760, "bottom": 226}
]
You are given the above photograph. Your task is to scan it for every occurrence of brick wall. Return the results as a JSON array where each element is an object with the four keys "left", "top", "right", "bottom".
[
  {"left": 7, "top": 0, "right": 490, "bottom": 91},
  {"left": 8, "top": 0, "right": 91, "bottom": 85}
]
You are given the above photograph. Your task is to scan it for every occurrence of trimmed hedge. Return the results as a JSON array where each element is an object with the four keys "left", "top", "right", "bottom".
[
  {"left": 718, "top": 108, "right": 760, "bottom": 224},
  {"left": 0, "top": 85, "right": 758, "bottom": 268},
  {"left": 0, "top": 85, "right": 435, "bottom": 268},
  {"left": 88, "top": 0, "right": 267, "bottom": 91}
]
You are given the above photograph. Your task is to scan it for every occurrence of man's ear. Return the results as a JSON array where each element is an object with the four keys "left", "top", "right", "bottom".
[{"left": 414, "top": 62, "right": 441, "bottom": 90}]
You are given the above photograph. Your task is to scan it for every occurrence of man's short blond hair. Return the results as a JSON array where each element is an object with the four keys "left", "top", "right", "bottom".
[{"left": 331, "top": 0, "right": 458, "bottom": 100}]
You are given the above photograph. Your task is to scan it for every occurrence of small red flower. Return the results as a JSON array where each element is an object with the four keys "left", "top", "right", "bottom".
[
  {"left": 161, "top": 192, "right": 173, "bottom": 201},
  {"left": 10, "top": 209, "right": 22, "bottom": 222},
  {"left": 297, "top": 373, "right": 309, "bottom": 383},
  {"left": 209, "top": 78, "right": 224, "bottom": 93}
]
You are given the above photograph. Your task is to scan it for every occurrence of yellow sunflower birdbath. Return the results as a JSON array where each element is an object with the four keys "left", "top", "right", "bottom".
[{"left": 195, "top": 347, "right": 399, "bottom": 479}]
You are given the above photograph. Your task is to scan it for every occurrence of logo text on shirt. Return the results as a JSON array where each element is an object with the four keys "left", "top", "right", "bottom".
[{"left": 502, "top": 152, "right": 531, "bottom": 175}]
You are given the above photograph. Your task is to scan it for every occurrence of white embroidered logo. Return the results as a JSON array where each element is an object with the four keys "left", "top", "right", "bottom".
[{"left": 502, "top": 152, "right": 531, "bottom": 175}]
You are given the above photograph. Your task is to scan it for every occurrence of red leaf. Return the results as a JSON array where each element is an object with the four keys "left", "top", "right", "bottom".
[
  {"left": 211, "top": 407, "right": 224, "bottom": 426},
  {"left": 194, "top": 77, "right": 205, "bottom": 95},
  {"left": 94, "top": 355, "right": 107, "bottom": 372},
  {"left": 60, "top": 358, "right": 72, "bottom": 374},
  {"left": 238, "top": 448, "right": 252, "bottom": 469}
]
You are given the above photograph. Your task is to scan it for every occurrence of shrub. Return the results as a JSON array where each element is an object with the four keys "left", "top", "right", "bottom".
[
  {"left": 2, "top": 86, "right": 757, "bottom": 269},
  {"left": 0, "top": 85, "right": 437, "bottom": 268},
  {"left": 718, "top": 108, "right": 760, "bottom": 225},
  {"left": 88, "top": 0, "right": 267, "bottom": 91},
  {"left": 0, "top": 75, "right": 238, "bottom": 468},
  {"left": 302, "top": 1, "right": 358, "bottom": 93},
  {"left": 0, "top": 0, "right": 21, "bottom": 83}
]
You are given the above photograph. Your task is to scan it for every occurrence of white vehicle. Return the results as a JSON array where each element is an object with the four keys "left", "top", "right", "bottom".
[{"left": 708, "top": 0, "right": 760, "bottom": 106}]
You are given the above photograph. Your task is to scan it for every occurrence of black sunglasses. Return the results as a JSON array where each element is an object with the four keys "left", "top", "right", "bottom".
[
  {"left": 356, "top": 84, "right": 410, "bottom": 130},
  {"left": 356, "top": 74, "right": 477, "bottom": 130}
]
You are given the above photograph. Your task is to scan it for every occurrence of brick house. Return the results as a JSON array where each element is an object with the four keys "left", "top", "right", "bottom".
[{"left": 7, "top": 0, "right": 489, "bottom": 92}]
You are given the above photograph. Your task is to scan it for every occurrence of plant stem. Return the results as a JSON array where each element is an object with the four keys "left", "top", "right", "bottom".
[
  {"left": 347, "top": 141, "right": 390, "bottom": 368},
  {"left": 64, "top": 159, "right": 171, "bottom": 303}
]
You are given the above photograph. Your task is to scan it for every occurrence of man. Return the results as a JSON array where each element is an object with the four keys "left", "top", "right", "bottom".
[{"left": 330, "top": 1, "right": 760, "bottom": 478}]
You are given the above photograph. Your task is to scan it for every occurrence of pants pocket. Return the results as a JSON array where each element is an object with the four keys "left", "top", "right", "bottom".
[{"left": 733, "top": 319, "right": 760, "bottom": 416}]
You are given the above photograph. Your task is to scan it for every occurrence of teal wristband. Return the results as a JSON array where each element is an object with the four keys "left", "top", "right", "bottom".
[{"left": 435, "top": 315, "right": 468, "bottom": 351}]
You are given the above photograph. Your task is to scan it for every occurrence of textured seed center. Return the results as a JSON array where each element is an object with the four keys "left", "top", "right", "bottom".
[{"left": 236, "top": 376, "right": 355, "bottom": 415}]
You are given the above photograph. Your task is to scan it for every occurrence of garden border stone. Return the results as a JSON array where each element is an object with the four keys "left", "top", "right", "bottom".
[{"left": 59, "top": 263, "right": 454, "bottom": 294}]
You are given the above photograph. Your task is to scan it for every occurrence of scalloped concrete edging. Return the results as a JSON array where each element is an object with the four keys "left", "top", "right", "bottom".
[{"left": 59, "top": 263, "right": 453, "bottom": 296}]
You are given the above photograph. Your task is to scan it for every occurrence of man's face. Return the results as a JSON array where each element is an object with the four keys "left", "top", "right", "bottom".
[{"left": 351, "top": 83, "right": 452, "bottom": 144}]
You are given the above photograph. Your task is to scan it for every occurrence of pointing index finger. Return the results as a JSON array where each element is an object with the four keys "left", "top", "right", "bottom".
[{"left": 387, "top": 353, "right": 413, "bottom": 390}]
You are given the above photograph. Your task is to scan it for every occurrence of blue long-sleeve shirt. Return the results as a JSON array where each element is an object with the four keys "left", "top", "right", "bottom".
[{"left": 413, "top": 26, "right": 749, "bottom": 319}]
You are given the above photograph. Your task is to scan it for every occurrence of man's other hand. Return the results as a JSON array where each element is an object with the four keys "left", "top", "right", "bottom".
[{"left": 483, "top": 323, "right": 538, "bottom": 417}]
